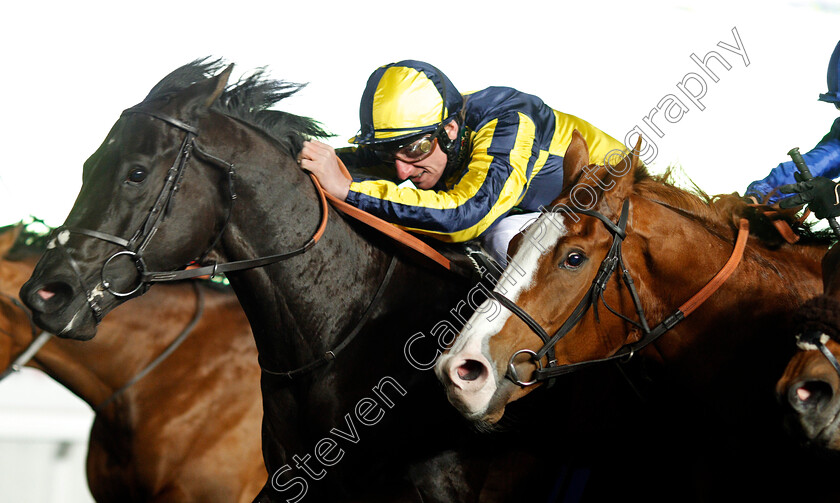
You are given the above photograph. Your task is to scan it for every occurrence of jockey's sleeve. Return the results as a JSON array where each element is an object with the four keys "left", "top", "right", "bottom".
[{"left": 746, "top": 118, "right": 840, "bottom": 203}]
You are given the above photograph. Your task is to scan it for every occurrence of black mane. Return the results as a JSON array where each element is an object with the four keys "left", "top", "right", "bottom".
[{"left": 141, "top": 58, "right": 330, "bottom": 157}]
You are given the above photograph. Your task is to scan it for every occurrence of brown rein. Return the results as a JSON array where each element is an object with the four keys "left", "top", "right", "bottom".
[
  {"left": 496, "top": 200, "right": 752, "bottom": 385},
  {"left": 679, "top": 218, "right": 750, "bottom": 317}
]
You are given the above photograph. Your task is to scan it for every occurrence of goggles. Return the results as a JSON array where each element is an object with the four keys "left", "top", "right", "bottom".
[{"left": 371, "top": 126, "right": 442, "bottom": 164}]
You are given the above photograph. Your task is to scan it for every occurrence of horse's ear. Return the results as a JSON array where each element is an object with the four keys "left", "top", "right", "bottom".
[
  {"left": 0, "top": 224, "right": 22, "bottom": 258},
  {"left": 179, "top": 63, "right": 234, "bottom": 115},
  {"left": 562, "top": 130, "right": 590, "bottom": 189},
  {"left": 205, "top": 64, "right": 234, "bottom": 108},
  {"left": 596, "top": 135, "right": 643, "bottom": 216}
]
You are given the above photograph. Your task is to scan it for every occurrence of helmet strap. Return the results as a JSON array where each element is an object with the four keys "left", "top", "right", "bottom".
[
  {"left": 439, "top": 123, "right": 455, "bottom": 153},
  {"left": 441, "top": 126, "right": 471, "bottom": 182}
]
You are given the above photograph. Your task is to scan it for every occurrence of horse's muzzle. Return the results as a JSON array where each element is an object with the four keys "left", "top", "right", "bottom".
[{"left": 20, "top": 264, "right": 100, "bottom": 341}]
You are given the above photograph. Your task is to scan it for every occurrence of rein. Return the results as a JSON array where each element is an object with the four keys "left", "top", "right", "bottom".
[
  {"left": 259, "top": 254, "right": 398, "bottom": 381},
  {"left": 0, "top": 291, "right": 50, "bottom": 382},
  {"left": 494, "top": 199, "right": 751, "bottom": 386},
  {"left": 0, "top": 284, "right": 206, "bottom": 407},
  {"left": 94, "top": 281, "right": 205, "bottom": 411},
  {"left": 51, "top": 107, "right": 405, "bottom": 381},
  {"left": 0, "top": 331, "right": 51, "bottom": 383}
]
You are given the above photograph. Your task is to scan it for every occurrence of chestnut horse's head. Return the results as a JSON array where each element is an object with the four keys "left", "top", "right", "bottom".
[
  {"left": 436, "top": 130, "right": 644, "bottom": 423},
  {"left": 777, "top": 245, "right": 840, "bottom": 449},
  {"left": 437, "top": 130, "right": 827, "bottom": 426}
]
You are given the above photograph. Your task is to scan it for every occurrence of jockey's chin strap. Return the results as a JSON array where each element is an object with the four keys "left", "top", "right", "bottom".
[{"left": 494, "top": 199, "right": 751, "bottom": 386}]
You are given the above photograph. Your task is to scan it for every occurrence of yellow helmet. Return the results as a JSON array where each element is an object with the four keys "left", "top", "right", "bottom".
[{"left": 349, "top": 60, "right": 462, "bottom": 145}]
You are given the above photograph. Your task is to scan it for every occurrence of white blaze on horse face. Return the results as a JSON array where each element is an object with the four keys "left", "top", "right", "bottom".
[{"left": 438, "top": 212, "right": 566, "bottom": 416}]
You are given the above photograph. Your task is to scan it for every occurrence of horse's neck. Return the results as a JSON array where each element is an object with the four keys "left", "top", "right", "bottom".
[
  {"left": 0, "top": 259, "right": 107, "bottom": 405},
  {"left": 218, "top": 155, "right": 390, "bottom": 368},
  {"left": 2, "top": 258, "right": 201, "bottom": 410},
  {"left": 635, "top": 202, "right": 825, "bottom": 361}
]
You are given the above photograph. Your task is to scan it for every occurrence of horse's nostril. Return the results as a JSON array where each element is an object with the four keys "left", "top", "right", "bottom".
[
  {"left": 38, "top": 289, "right": 56, "bottom": 301},
  {"left": 797, "top": 387, "right": 812, "bottom": 402},
  {"left": 792, "top": 380, "right": 833, "bottom": 411},
  {"left": 456, "top": 360, "right": 485, "bottom": 382},
  {"left": 27, "top": 281, "right": 76, "bottom": 314}
]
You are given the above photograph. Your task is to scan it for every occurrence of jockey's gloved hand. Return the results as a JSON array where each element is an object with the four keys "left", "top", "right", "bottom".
[{"left": 779, "top": 174, "right": 840, "bottom": 219}]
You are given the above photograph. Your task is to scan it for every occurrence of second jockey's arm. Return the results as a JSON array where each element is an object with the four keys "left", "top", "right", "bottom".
[{"left": 299, "top": 140, "right": 350, "bottom": 201}]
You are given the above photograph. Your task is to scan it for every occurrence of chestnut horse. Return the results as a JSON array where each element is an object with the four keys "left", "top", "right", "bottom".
[
  {"left": 776, "top": 242, "right": 840, "bottom": 450},
  {"left": 17, "top": 60, "right": 574, "bottom": 502},
  {"left": 0, "top": 225, "right": 266, "bottom": 502},
  {"left": 437, "top": 131, "right": 840, "bottom": 499}
]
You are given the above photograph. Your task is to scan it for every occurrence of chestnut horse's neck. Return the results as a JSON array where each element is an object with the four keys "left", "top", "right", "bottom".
[
  {"left": 1, "top": 255, "right": 208, "bottom": 412},
  {"left": 623, "top": 194, "right": 827, "bottom": 372}
]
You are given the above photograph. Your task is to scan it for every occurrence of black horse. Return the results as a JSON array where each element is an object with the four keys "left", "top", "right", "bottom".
[{"left": 19, "top": 59, "right": 575, "bottom": 502}]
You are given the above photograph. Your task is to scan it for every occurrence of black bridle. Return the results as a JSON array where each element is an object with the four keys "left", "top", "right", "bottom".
[
  {"left": 50, "top": 107, "right": 327, "bottom": 322},
  {"left": 796, "top": 331, "right": 840, "bottom": 378},
  {"left": 48, "top": 106, "right": 389, "bottom": 380},
  {"left": 492, "top": 199, "right": 749, "bottom": 386}
]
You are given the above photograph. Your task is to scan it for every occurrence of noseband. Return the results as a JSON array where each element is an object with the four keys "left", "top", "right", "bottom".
[
  {"left": 795, "top": 331, "right": 840, "bottom": 378},
  {"left": 493, "top": 199, "right": 750, "bottom": 386},
  {"left": 50, "top": 108, "right": 328, "bottom": 322}
]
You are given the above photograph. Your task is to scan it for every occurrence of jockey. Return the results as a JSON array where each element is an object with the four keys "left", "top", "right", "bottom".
[
  {"left": 745, "top": 40, "right": 840, "bottom": 219},
  {"left": 299, "top": 60, "right": 625, "bottom": 266}
]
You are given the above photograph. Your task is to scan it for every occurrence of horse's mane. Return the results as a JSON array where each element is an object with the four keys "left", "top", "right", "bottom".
[
  {"left": 141, "top": 58, "right": 331, "bottom": 157},
  {"left": 631, "top": 165, "right": 835, "bottom": 247}
]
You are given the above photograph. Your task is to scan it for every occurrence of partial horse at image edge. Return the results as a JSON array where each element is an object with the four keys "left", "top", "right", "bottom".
[{"left": 0, "top": 222, "right": 266, "bottom": 502}]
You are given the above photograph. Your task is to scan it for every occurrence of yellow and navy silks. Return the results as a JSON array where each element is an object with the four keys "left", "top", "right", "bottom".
[{"left": 341, "top": 87, "right": 626, "bottom": 243}]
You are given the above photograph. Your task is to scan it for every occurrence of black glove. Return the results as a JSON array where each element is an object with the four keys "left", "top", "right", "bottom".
[{"left": 779, "top": 174, "right": 840, "bottom": 219}]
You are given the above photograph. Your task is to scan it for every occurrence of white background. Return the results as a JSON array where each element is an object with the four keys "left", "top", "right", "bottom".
[{"left": 0, "top": 1, "right": 838, "bottom": 501}]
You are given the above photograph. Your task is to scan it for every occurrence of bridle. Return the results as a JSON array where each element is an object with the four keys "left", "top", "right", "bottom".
[
  {"left": 47, "top": 106, "right": 386, "bottom": 380},
  {"left": 492, "top": 198, "right": 750, "bottom": 386},
  {"left": 796, "top": 330, "right": 840, "bottom": 378},
  {"left": 50, "top": 107, "right": 328, "bottom": 322}
]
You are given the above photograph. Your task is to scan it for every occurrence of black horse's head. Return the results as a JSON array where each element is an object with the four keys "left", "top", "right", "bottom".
[{"left": 21, "top": 59, "right": 324, "bottom": 340}]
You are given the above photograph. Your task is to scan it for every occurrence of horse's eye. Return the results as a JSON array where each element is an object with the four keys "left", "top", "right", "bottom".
[
  {"left": 563, "top": 252, "right": 586, "bottom": 269},
  {"left": 127, "top": 167, "right": 147, "bottom": 183}
]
